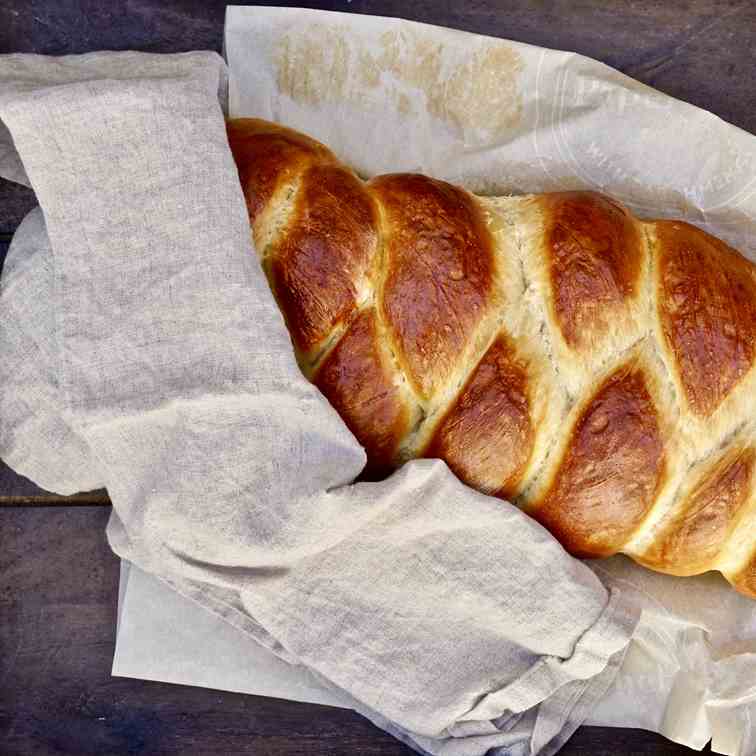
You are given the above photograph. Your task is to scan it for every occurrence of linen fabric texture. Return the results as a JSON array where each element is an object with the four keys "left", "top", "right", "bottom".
[{"left": 0, "top": 51, "right": 637, "bottom": 756}]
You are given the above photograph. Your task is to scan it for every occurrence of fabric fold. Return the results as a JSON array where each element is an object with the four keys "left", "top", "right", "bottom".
[
  {"left": 0, "top": 207, "right": 102, "bottom": 493},
  {"left": 0, "top": 51, "right": 637, "bottom": 755}
]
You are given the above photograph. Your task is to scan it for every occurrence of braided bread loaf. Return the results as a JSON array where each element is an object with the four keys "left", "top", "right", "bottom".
[{"left": 227, "top": 118, "right": 756, "bottom": 599}]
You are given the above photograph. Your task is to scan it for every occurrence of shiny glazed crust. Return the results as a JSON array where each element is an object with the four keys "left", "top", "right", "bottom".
[{"left": 227, "top": 118, "right": 756, "bottom": 599}]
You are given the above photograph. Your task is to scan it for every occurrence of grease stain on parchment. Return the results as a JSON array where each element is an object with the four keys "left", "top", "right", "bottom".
[{"left": 274, "top": 26, "right": 524, "bottom": 137}]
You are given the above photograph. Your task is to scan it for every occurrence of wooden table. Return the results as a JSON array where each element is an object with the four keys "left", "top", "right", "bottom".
[{"left": 2, "top": 1, "right": 751, "bottom": 753}]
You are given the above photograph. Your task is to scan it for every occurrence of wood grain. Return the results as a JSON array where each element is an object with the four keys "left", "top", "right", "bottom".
[{"left": 0, "top": 507, "right": 706, "bottom": 755}]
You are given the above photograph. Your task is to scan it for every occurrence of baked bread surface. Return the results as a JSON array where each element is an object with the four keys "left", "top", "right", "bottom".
[{"left": 227, "top": 117, "right": 756, "bottom": 598}]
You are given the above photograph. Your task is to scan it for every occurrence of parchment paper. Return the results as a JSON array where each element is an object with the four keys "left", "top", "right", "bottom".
[
  {"left": 114, "top": 561, "right": 347, "bottom": 708},
  {"left": 119, "top": 7, "right": 756, "bottom": 754}
]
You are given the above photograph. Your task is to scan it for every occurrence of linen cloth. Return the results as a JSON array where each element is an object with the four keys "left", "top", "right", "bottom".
[{"left": 0, "top": 51, "right": 638, "bottom": 756}]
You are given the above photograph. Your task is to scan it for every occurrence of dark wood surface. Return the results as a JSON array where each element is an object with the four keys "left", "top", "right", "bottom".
[{"left": 2, "top": 1, "right": 751, "bottom": 753}]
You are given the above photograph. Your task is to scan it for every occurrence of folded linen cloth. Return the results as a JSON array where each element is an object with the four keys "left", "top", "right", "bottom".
[{"left": 0, "top": 51, "right": 637, "bottom": 755}]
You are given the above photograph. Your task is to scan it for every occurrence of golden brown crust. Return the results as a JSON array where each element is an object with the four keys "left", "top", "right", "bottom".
[
  {"left": 532, "top": 362, "right": 665, "bottom": 558},
  {"left": 370, "top": 173, "right": 495, "bottom": 400},
  {"left": 422, "top": 331, "right": 533, "bottom": 498},
  {"left": 313, "top": 308, "right": 412, "bottom": 476},
  {"left": 656, "top": 220, "right": 756, "bottom": 417},
  {"left": 542, "top": 192, "right": 644, "bottom": 348},
  {"left": 638, "top": 445, "right": 754, "bottom": 575},
  {"left": 270, "top": 164, "right": 379, "bottom": 354},
  {"left": 226, "top": 118, "right": 336, "bottom": 226},
  {"left": 731, "top": 554, "right": 756, "bottom": 599},
  {"left": 227, "top": 117, "right": 756, "bottom": 598}
]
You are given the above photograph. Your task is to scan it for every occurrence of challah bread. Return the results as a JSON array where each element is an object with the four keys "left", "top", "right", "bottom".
[{"left": 227, "top": 117, "right": 756, "bottom": 599}]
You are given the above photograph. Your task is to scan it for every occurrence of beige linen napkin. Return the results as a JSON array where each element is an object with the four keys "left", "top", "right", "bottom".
[{"left": 0, "top": 51, "right": 636, "bottom": 756}]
